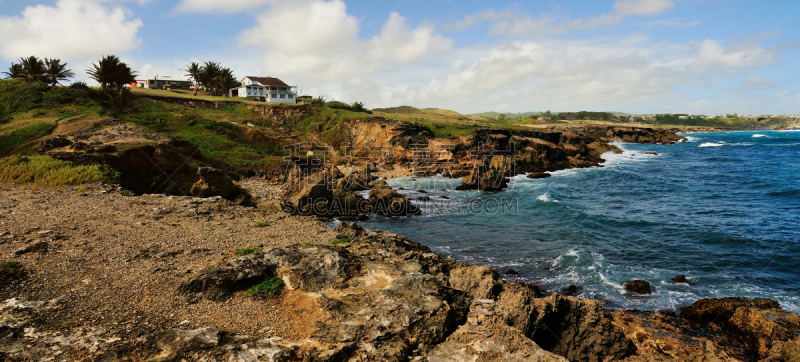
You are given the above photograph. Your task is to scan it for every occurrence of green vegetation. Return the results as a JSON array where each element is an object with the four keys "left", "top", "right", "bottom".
[
  {"left": 328, "top": 238, "right": 351, "bottom": 245},
  {"left": 247, "top": 276, "right": 284, "bottom": 298},
  {"left": 184, "top": 61, "right": 239, "bottom": 97},
  {"left": 119, "top": 189, "right": 134, "bottom": 196},
  {"left": 267, "top": 234, "right": 279, "bottom": 238},
  {"left": 0, "top": 155, "right": 118, "bottom": 187},
  {"left": 0, "top": 123, "right": 56, "bottom": 156},
  {"left": 0, "top": 214, "right": 5, "bottom": 219},
  {"left": 235, "top": 247, "right": 262, "bottom": 256},
  {"left": 87, "top": 55, "right": 136, "bottom": 93},
  {"left": 251, "top": 221, "right": 270, "bottom": 228},
  {"left": 0, "top": 261, "right": 20, "bottom": 268}
]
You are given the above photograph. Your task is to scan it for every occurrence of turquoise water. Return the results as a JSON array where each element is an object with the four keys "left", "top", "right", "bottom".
[{"left": 342, "top": 130, "right": 800, "bottom": 312}]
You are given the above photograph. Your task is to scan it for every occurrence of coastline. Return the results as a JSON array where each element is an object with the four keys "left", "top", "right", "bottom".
[{"left": 1, "top": 182, "right": 798, "bottom": 361}]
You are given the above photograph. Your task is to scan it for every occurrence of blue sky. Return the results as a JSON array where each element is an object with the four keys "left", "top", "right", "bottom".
[{"left": 1, "top": 0, "right": 798, "bottom": 115}]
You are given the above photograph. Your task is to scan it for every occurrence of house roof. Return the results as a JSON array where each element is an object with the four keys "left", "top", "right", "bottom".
[{"left": 244, "top": 76, "right": 290, "bottom": 87}]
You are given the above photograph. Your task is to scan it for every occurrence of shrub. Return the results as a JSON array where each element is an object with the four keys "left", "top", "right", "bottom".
[
  {"left": 69, "top": 81, "right": 88, "bottom": 89},
  {"left": 247, "top": 276, "right": 283, "bottom": 298},
  {"left": 0, "top": 261, "right": 20, "bottom": 268},
  {"left": 251, "top": 221, "right": 269, "bottom": 227},
  {"left": 235, "top": 247, "right": 262, "bottom": 256},
  {"left": 328, "top": 238, "right": 351, "bottom": 245}
]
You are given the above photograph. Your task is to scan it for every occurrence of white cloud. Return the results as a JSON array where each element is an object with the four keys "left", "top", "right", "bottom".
[
  {"left": 613, "top": 0, "right": 674, "bottom": 16},
  {"left": 449, "top": 0, "right": 675, "bottom": 37},
  {"left": 174, "top": 0, "right": 277, "bottom": 13},
  {"left": 237, "top": 0, "right": 452, "bottom": 92},
  {"left": 367, "top": 13, "right": 453, "bottom": 63},
  {"left": 727, "top": 75, "right": 778, "bottom": 92},
  {"left": 0, "top": 0, "right": 143, "bottom": 61},
  {"left": 693, "top": 39, "right": 776, "bottom": 69}
]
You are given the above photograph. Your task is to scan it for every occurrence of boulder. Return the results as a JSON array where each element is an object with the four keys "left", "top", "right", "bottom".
[
  {"left": 527, "top": 294, "right": 635, "bottom": 362},
  {"left": 286, "top": 174, "right": 334, "bottom": 213},
  {"left": 624, "top": 280, "right": 652, "bottom": 294},
  {"left": 455, "top": 170, "right": 510, "bottom": 192},
  {"left": 527, "top": 172, "right": 552, "bottom": 179},
  {"left": 40, "top": 136, "right": 72, "bottom": 151},
  {"left": 504, "top": 268, "right": 519, "bottom": 275},
  {"left": 426, "top": 323, "right": 567, "bottom": 362},
  {"left": 560, "top": 285, "right": 582, "bottom": 296},
  {"left": 256, "top": 201, "right": 282, "bottom": 213},
  {"left": 671, "top": 274, "right": 692, "bottom": 284},
  {"left": 679, "top": 297, "right": 800, "bottom": 360},
  {"left": 190, "top": 167, "right": 248, "bottom": 202}
]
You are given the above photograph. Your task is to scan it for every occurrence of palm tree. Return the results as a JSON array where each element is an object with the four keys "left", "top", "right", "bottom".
[
  {"left": 87, "top": 55, "right": 138, "bottom": 92},
  {"left": 212, "top": 67, "right": 238, "bottom": 97},
  {"left": 17, "top": 56, "right": 46, "bottom": 83},
  {"left": 2, "top": 63, "right": 23, "bottom": 79},
  {"left": 185, "top": 62, "right": 204, "bottom": 96},
  {"left": 43, "top": 58, "right": 74, "bottom": 86},
  {"left": 199, "top": 61, "right": 221, "bottom": 95}
]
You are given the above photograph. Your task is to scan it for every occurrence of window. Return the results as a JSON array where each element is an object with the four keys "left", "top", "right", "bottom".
[
  {"left": 272, "top": 94, "right": 277, "bottom": 98},
  {"left": 280, "top": 94, "right": 285, "bottom": 98},
  {"left": 289, "top": 94, "right": 294, "bottom": 98}
]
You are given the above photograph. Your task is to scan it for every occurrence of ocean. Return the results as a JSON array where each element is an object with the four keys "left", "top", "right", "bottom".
[{"left": 338, "top": 129, "right": 800, "bottom": 312}]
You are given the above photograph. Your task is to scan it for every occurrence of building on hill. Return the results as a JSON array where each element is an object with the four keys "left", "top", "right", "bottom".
[
  {"left": 296, "top": 94, "right": 313, "bottom": 105},
  {"left": 228, "top": 76, "right": 297, "bottom": 103},
  {"left": 131, "top": 76, "right": 192, "bottom": 90}
]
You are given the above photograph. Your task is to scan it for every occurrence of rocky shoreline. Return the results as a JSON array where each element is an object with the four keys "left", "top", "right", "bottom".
[{"left": 1, "top": 183, "right": 798, "bottom": 361}]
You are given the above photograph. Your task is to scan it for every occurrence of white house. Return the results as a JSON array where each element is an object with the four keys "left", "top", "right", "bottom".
[{"left": 228, "top": 76, "right": 297, "bottom": 104}]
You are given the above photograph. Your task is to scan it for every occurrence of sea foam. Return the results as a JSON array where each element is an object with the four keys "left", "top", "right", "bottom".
[
  {"left": 752, "top": 134, "right": 769, "bottom": 138},
  {"left": 537, "top": 193, "right": 558, "bottom": 203},
  {"left": 699, "top": 142, "right": 725, "bottom": 147}
]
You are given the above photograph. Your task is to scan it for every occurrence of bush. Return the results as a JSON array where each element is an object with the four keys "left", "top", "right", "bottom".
[
  {"left": 69, "top": 81, "right": 88, "bottom": 89},
  {"left": 247, "top": 276, "right": 284, "bottom": 298},
  {"left": 235, "top": 247, "right": 262, "bottom": 256},
  {"left": 328, "top": 238, "right": 351, "bottom": 245},
  {"left": 0, "top": 261, "right": 20, "bottom": 268}
]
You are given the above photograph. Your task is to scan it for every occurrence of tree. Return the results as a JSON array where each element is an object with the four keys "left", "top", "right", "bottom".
[
  {"left": 351, "top": 101, "right": 365, "bottom": 113},
  {"left": 87, "top": 55, "right": 137, "bottom": 92},
  {"left": 17, "top": 56, "right": 47, "bottom": 83},
  {"left": 185, "top": 61, "right": 204, "bottom": 96},
  {"left": 2, "top": 63, "right": 23, "bottom": 79},
  {"left": 212, "top": 67, "right": 238, "bottom": 97},
  {"left": 43, "top": 58, "right": 74, "bottom": 86},
  {"left": 199, "top": 61, "right": 221, "bottom": 95}
]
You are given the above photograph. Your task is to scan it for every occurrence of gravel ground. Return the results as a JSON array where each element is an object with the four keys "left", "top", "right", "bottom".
[{"left": 0, "top": 182, "right": 338, "bottom": 346}]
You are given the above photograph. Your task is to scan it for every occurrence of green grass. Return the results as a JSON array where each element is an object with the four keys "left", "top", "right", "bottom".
[
  {"left": 0, "top": 214, "right": 4, "bottom": 219},
  {"left": 119, "top": 189, "right": 134, "bottom": 196},
  {"left": 328, "top": 238, "right": 351, "bottom": 245},
  {"left": 251, "top": 221, "right": 270, "bottom": 228},
  {"left": 247, "top": 276, "right": 284, "bottom": 298},
  {"left": 267, "top": 234, "right": 279, "bottom": 238},
  {"left": 0, "top": 123, "right": 57, "bottom": 156},
  {"left": 235, "top": 247, "right": 262, "bottom": 256},
  {"left": 0, "top": 155, "right": 119, "bottom": 187},
  {"left": 0, "top": 261, "right": 20, "bottom": 268}
]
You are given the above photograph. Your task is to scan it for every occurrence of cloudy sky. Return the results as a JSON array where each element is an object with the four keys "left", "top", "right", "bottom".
[{"left": 1, "top": 0, "right": 798, "bottom": 115}]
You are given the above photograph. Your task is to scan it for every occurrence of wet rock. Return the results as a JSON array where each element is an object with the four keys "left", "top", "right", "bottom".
[
  {"left": 416, "top": 196, "right": 431, "bottom": 201},
  {"left": 456, "top": 169, "right": 510, "bottom": 192},
  {"left": 645, "top": 152, "right": 658, "bottom": 155},
  {"left": 418, "top": 189, "right": 427, "bottom": 193},
  {"left": 560, "top": 285, "right": 582, "bottom": 296},
  {"left": 527, "top": 282, "right": 546, "bottom": 297},
  {"left": 440, "top": 195, "right": 450, "bottom": 199},
  {"left": 671, "top": 274, "right": 692, "bottom": 284},
  {"left": 504, "top": 268, "right": 519, "bottom": 275},
  {"left": 527, "top": 172, "right": 552, "bottom": 179},
  {"left": 624, "top": 280, "right": 652, "bottom": 294}
]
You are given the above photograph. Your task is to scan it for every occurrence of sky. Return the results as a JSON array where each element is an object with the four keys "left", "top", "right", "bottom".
[{"left": 0, "top": 0, "right": 798, "bottom": 115}]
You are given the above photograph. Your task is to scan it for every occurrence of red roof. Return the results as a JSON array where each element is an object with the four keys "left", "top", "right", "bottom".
[{"left": 245, "top": 76, "right": 290, "bottom": 87}]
